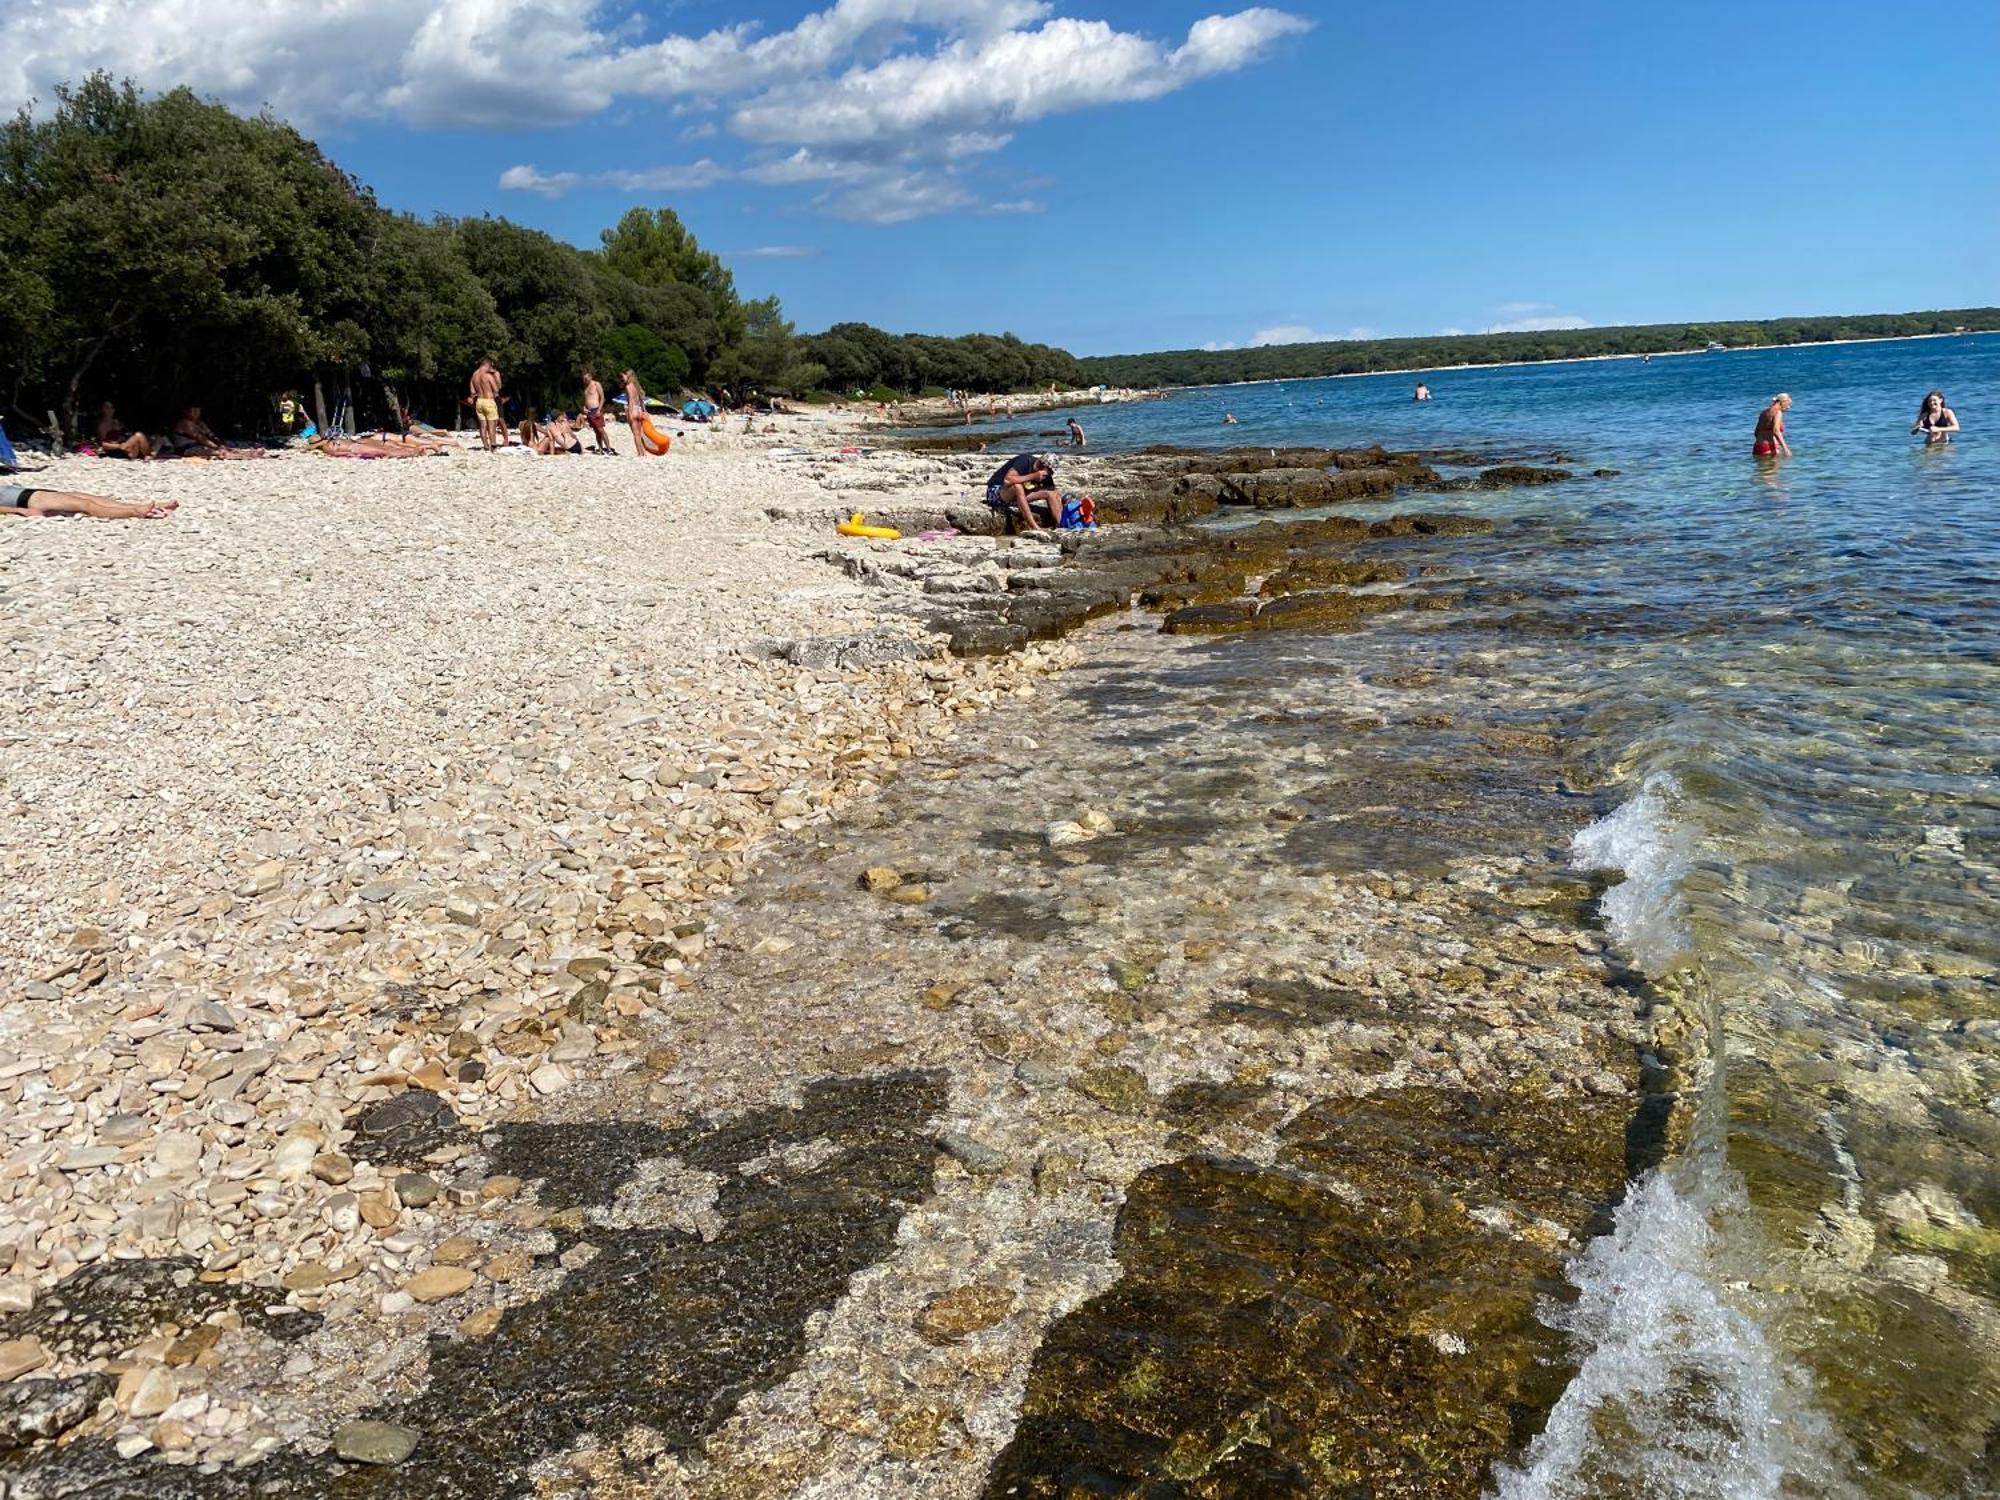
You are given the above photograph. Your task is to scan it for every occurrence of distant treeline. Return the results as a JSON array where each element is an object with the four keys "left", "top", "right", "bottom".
[
  {"left": 1077, "top": 310, "right": 2000, "bottom": 389},
  {"left": 0, "top": 75, "right": 1081, "bottom": 440}
]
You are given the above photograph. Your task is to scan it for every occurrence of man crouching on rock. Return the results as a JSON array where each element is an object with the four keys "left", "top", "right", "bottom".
[{"left": 986, "top": 451, "right": 1061, "bottom": 531}]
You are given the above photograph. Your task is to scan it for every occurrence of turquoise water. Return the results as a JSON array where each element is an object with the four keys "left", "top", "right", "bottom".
[{"left": 1058, "top": 337, "right": 2000, "bottom": 1495}]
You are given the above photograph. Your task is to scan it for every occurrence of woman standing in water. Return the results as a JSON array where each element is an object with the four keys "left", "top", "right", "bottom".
[
  {"left": 1753, "top": 393, "right": 1793, "bottom": 457},
  {"left": 1912, "top": 390, "right": 1960, "bottom": 443}
]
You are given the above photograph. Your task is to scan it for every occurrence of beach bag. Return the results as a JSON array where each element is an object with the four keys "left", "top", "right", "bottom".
[{"left": 1059, "top": 492, "right": 1097, "bottom": 530}]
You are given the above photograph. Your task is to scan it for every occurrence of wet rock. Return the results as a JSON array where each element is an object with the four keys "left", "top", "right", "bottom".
[
  {"left": 1161, "top": 600, "right": 1260, "bottom": 635},
  {"left": 1, "top": 1372, "right": 111, "bottom": 1452},
  {"left": 0, "top": 1258, "right": 318, "bottom": 1359},
  {"left": 987, "top": 1084, "right": 1633, "bottom": 1498},
  {"left": 349, "top": 1090, "right": 467, "bottom": 1163},
  {"left": 1072, "top": 1065, "right": 1152, "bottom": 1115},
  {"left": 333, "top": 1419, "right": 421, "bottom": 1466},
  {"left": 916, "top": 1285, "right": 1014, "bottom": 1345},
  {"left": 938, "top": 1133, "right": 1010, "bottom": 1175}
]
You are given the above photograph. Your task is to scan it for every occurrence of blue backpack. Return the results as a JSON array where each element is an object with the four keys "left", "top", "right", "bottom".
[{"left": 0, "top": 419, "right": 18, "bottom": 473}]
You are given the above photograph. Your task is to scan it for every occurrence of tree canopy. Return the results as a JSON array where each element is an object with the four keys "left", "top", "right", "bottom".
[{"left": 0, "top": 75, "right": 1087, "bottom": 439}]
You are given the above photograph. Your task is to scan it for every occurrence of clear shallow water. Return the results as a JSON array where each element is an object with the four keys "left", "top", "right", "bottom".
[{"left": 1063, "top": 337, "right": 2000, "bottom": 1495}]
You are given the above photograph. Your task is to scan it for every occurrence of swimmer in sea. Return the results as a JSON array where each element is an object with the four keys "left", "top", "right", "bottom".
[
  {"left": 1223, "top": 412, "right": 1238, "bottom": 425},
  {"left": 1414, "top": 383, "right": 1431, "bottom": 401},
  {"left": 1753, "top": 393, "right": 1793, "bottom": 458},
  {"left": 1912, "top": 390, "right": 1960, "bottom": 444}
]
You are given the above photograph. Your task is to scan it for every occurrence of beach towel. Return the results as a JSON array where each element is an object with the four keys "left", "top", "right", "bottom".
[{"left": 0, "top": 420, "right": 18, "bottom": 473}]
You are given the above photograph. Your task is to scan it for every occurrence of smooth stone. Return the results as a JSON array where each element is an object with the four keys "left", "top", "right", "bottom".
[
  {"left": 332, "top": 1419, "right": 420, "bottom": 1466},
  {"left": 405, "top": 1266, "right": 476, "bottom": 1303},
  {"left": 395, "top": 1173, "right": 439, "bottom": 1208},
  {"left": 0, "top": 1337, "right": 50, "bottom": 1381}
]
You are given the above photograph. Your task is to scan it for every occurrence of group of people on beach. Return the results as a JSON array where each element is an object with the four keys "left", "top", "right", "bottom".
[
  {"left": 91, "top": 402, "right": 261, "bottom": 462},
  {"left": 1752, "top": 389, "right": 1960, "bottom": 457}
]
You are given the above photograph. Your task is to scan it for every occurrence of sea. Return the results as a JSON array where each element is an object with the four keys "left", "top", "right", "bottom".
[{"left": 1020, "top": 335, "right": 2000, "bottom": 1497}]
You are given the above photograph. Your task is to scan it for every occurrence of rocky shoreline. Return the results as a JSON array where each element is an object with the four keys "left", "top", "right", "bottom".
[{"left": 2, "top": 427, "right": 1660, "bottom": 1496}]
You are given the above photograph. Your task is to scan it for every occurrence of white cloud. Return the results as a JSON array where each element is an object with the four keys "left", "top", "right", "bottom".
[
  {"left": 498, "top": 160, "right": 727, "bottom": 198},
  {"left": 1447, "top": 302, "right": 1593, "bottom": 335},
  {"left": 1485, "top": 313, "right": 1591, "bottom": 333},
  {"left": 498, "top": 164, "right": 583, "bottom": 198},
  {"left": 724, "top": 245, "right": 822, "bottom": 258},
  {"left": 728, "top": 10, "right": 1312, "bottom": 153},
  {"left": 5, "top": 1, "right": 1310, "bottom": 223},
  {"left": 1249, "top": 324, "right": 1377, "bottom": 346}
]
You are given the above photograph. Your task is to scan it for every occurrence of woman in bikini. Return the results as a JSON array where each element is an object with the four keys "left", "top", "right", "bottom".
[
  {"left": 1912, "top": 391, "right": 1960, "bottom": 444},
  {"left": 95, "top": 402, "right": 155, "bottom": 459},
  {"left": 1753, "top": 393, "right": 1793, "bottom": 458}
]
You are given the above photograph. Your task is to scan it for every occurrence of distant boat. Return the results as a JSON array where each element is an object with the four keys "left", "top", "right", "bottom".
[{"left": 1703, "top": 341, "right": 1727, "bottom": 352}]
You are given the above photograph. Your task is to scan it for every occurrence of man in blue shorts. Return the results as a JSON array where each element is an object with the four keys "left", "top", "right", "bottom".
[{"left": 986, "top": 452, "right": 1060, "bottom": 531}]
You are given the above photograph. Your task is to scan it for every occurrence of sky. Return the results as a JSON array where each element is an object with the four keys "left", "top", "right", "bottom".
[{"left": 4, "top": 0, "right": 1995, "bottom": 356}]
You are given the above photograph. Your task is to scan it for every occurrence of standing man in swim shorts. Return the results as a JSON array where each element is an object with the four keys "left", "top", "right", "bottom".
[
  {"left": 470, "top": 358, "right": 504, "bottom": 451},
  {"left": 580, "top": 368, "right": 613, "bottom": 454},
  {"left": 1753, "top": 393, "right": 1792, "bottom": 458}
]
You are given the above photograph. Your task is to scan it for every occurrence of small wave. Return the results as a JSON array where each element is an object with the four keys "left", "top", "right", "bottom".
[
  {"left": 1570, "top": 771, "right": 1695, "bottom": 972},
  {"left": 1490, "top": 1164, "right": 1851, "bottom": 1500}
]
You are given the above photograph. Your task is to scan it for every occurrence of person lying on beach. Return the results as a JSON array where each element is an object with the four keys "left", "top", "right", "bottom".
[
  {"left": 2, "top": 482, "right": 177, "bottom": 519},
  {"left": 986, "top": 452, "right": 1061, "bottom": 531},
  {"left": 1913, "top": 391, "right": 1960, "bottom": 444},
  {"left": 95, "top": 402, "right": 155, "bottom": 459},
  {"left": 309, "top": 433, "right": 449, "bottom": 459},
  {"left": 1753, "top": 394, "right": 1793, "bottom": 458}
]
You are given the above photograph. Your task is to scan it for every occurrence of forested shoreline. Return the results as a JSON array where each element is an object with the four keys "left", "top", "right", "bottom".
[
  {"left": 0, "top": 77, "right": 1082, "bottom": 439},
  {"left": 1077, "top": 310, "right": 2000, "bottom": 389}
]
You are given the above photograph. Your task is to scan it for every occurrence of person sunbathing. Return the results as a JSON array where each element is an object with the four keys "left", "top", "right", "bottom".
[
  {"left": 95, "top": 402, "right": 155, "bottom": 459},
  {"left": 2, "top": 482, "right": 177, "bottom": 519},
  {"left": 170, "top": 406, "right": 223, "bottom": 455},
  {"left": 309, "top": 432, "right": 449, "bottom": 459},
  {"left": 534, "top": 414, "right": 581, "bottom": 455},
  {"left": 166, "top": 407, "right": 263, "bottom": 459}
]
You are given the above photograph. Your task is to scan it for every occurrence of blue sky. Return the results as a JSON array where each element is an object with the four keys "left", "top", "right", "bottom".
[{"left": 6, "top": 0, "right": 1995, "bottom": 355}]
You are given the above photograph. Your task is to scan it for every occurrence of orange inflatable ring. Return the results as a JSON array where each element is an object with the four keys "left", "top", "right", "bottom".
[{"left": 636, "top": 415, "right": 672, "bottom": 455}]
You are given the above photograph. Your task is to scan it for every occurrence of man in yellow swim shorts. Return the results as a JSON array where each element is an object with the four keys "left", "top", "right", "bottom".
[{"left": 469, "top": 357, "right": 504, "bottom": 451}]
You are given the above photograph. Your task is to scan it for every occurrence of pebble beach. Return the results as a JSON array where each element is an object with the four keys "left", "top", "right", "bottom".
[{"left": 0, "top": 416, "right": 1090, "bottom": 1464}]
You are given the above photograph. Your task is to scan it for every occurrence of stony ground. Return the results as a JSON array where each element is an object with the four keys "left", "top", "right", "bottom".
[{"left": 0, "top": 420, "right": 1074, "bottom": 1471}]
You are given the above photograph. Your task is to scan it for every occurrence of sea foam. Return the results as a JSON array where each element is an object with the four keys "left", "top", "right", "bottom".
[
  {"left": 1488, "top": 1164, "right": 1848, "bottom": 1499},
  {"left": 1569, "top": 771, "right": 1694, "bottom": 973}
]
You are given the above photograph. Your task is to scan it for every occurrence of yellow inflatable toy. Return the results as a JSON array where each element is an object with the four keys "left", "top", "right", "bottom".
[
  {"left": 635, "top": 416, "right": 672, "bottom": 455},
  {"left": 837, "top": 511, "right": 900, "bottom": 540}
]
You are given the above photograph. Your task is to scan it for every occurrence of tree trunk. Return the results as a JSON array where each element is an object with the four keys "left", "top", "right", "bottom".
[{"left": 312, "top": 376, "right": 329, "bottom": 435}]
